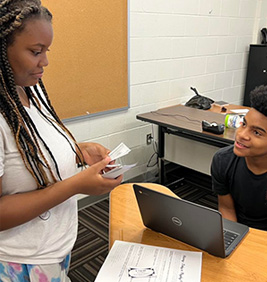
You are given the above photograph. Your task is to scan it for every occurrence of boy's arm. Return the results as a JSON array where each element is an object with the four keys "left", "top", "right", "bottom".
[{"left": 218, "top": 194, "right": 237, "bottom": 222}]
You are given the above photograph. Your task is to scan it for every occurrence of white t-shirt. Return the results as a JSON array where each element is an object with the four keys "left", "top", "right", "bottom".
[{"left": 0, "top": 87, "right": 78, "bottom": 264}]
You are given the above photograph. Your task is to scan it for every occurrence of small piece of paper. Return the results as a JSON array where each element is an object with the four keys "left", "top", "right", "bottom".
[
  {"left": 106, "top": 164, "right": 122, "bottom": 168},
  {"left": 102, "top": 143, "right": 136, "bottom": 179},
  {"left": 102, "top": 164, "right": 137, "bottom": 179},
  {"left": 109, "top": 142, "right": 131, "bottom": 161}
]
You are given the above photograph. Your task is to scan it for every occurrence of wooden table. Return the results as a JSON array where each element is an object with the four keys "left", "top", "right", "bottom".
[{"left": 109, "top": 183, "right": 267, "bottom": 282}]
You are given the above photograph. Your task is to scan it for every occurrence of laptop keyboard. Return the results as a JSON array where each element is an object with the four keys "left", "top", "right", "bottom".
[{"left": 223, "top": 229, "right": 238, "bottom": 250}]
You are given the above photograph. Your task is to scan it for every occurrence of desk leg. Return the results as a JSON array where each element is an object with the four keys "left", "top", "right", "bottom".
[{"left": 158, "top": 126, "right": 165, "bottom": 184}]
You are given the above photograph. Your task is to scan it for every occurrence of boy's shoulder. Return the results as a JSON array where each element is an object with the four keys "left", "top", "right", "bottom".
[
  {"left": 213, "top": 145, "right": 239, "bottom": 165},
  {"left": 215, "top": 145, "right": 235, "bottom": 157},
  {"left": 212, "top": 145, "right": 241, "bottom": 177}
]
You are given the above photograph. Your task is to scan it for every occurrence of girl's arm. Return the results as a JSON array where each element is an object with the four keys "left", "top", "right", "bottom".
[{"left": 0, "top": 157, "right": 122, "bottom": 231}]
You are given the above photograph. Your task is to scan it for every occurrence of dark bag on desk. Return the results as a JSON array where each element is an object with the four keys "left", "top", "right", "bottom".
[{"left": 185, "top": 87, "right": 214, "bottom": 110}]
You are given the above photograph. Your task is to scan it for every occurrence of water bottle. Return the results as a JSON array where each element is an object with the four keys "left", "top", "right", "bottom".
[{"left": 224, "top": 114, "right": 244, "bottom": 129}]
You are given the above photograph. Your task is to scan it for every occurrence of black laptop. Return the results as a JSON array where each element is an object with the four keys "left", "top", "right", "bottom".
[{"left": 133, "top": 184, "right": 249, "bottom": 258}]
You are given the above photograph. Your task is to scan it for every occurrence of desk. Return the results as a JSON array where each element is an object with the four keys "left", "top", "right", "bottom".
[
  {"left": 136, "top": 104, "right": 249, "bottom": 183},
  {"left": 109, "top": 183, "right": 267, "bottom": 282}
]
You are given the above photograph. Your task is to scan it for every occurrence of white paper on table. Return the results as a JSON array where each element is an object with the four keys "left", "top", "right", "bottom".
[
  {"left": 109, "top": 142, "right": 131, "bottom": 161},
  {"left": 102, "top": 164, "right": 137, "bottom": 179},
  {"left": 95, "top": 240, "right": 202, "bottom": 282},
  {"left": 230, "top": 109, "right": 249, "bottom": 114}
]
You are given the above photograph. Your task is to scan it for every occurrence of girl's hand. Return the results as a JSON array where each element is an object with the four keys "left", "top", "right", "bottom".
[
  {"left": 78, "top": 142, "right": 110, "bottom": 166},
  {"left": 73, "top": 156, "right": 122, "bottom": 195}
]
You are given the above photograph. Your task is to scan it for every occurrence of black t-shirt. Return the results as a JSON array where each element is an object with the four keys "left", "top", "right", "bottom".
[{"left": 211, "top": 145, "right": 267, "bottom": 230}]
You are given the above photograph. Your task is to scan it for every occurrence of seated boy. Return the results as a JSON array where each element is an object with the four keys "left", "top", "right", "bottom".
[{"left": 211, "top": 85, "right": 267, "bottom": 230}]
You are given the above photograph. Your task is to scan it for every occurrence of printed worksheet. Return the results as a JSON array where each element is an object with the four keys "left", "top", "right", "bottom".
[{"left": 95, "top": 240, "right": 202, "bottom": 282}]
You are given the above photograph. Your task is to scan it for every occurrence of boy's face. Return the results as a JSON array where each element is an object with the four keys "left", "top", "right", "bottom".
[{"left": 234, "top": 108, "right": 267, "bottom": 158}]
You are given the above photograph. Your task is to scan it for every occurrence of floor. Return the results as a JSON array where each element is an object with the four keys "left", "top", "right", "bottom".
[{"left": 68, "top": 199, "right": 109, "bottom": 281}]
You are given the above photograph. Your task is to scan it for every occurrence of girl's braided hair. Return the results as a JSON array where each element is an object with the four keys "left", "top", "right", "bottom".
[{"left": 0, "top": 0, "right": 84, "bottom": 188}]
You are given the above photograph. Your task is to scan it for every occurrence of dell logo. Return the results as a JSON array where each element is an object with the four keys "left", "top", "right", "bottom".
[{"left": 172, "top": 216, "right": 182, "bottom": 226}]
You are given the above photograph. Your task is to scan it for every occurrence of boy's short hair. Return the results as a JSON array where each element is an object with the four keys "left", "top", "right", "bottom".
[{"left": 250, "top": 85, "right": 267, "bottom": 117}]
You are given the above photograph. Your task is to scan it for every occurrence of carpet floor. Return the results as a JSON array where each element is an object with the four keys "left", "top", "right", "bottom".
[
  {"left": 68, "top": 199, "right": 109, "bottom": 281},
  {"left": 68, "top": 166, "right": 217, "bottom": 281}
]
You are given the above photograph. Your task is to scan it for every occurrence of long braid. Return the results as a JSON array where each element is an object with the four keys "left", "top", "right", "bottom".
[
  {"left": 36, "top": 80, "right": 84, "bottom": 165},
  {"left": 1, "top": 39, "right": 51, "bottom": 187},
  {"left": 4, "top": 29, "right": 56, "bottom": 185},
  {"left": 28, "top": 86, "right": 84, "bottom": 167},
  {"left": 0, "top": 0, "right": 84, "bottom": 188},
  {"left": 0, "top": 74, "right": 46, "bottom": 186},
  {"left": 24, "top": 86, "right": 64, "bottom": 181}
]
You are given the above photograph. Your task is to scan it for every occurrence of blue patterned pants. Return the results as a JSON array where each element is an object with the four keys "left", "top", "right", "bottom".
[{"left": 0, "top": 254, "right": 71, "bottom": 282}]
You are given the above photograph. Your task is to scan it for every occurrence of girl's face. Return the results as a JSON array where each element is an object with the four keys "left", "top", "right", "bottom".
[{"left": 7, "top": 19, "right": 53, "bottom": 87}]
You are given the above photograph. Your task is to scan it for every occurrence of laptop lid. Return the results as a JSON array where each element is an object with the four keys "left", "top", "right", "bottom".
[{"left": 133, "top": 184, "right": 249, "bottom": 258}]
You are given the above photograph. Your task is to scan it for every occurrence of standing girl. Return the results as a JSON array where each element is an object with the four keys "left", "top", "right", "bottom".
[{"left": 0, "top": 0, "right": 122, "bottom": 280}]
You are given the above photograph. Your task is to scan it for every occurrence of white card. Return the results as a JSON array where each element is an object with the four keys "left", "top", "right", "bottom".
[
  {"left": 109, "top": 142, "right": 131, "bottom": 161},
  {"left": 106, "top": 164, "right": 122, "bottom": 168},
  {"left": 102, "top": 163, "right": 137, "bottom": 179}
]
